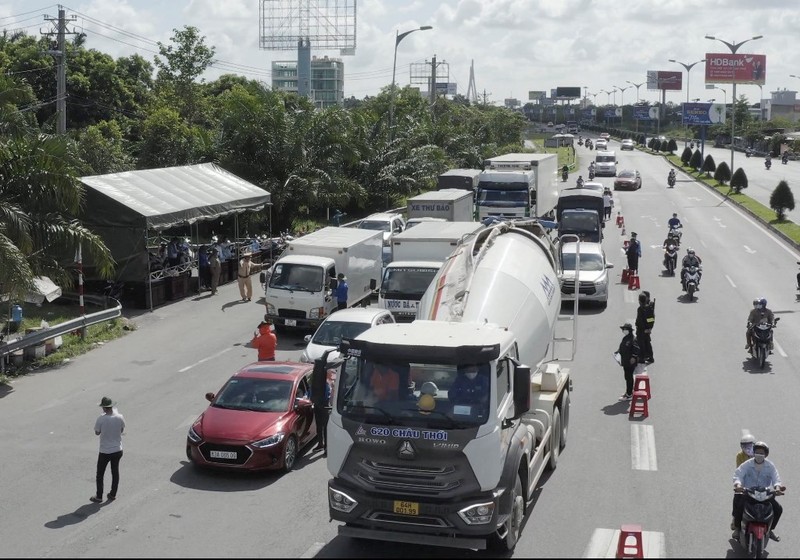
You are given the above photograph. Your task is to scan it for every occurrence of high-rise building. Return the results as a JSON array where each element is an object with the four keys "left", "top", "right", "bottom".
[{"left": 271, "top": 56, "right": 344, "bottom": 108}]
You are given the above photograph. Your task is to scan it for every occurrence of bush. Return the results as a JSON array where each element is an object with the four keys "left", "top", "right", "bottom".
[
  {"left": 714, "top": 161, "right": 731, "bottom": 184},
  {"left": 689, "top": 149, "right": 703, "bottom": 171},
  {"left": 730, "top": 167, "right": 748, "bottom": 193},
  {"left": 701, "top": 154, "right": 716, "bottom": 177},
  {"left": 667, "top": 139, "right": 678, "bottom": 153},
  {"left": 647, "top": 138, "right": 655, "bottom": 150},
  {"left": 770, "top": 180, "right": 795, "bottom": 220},
  {"left": 680, "top": 147, "right": 693, "bottom": 166}
]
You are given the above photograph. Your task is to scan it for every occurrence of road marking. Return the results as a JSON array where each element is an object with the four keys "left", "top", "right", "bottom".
[
  {"left": 687, "top": 196, "right": 702, "bottom": 201},
  {"left": 631, "top": 424, "right": 658, "bottom": 471},
  {"left": 743, "top": 245, "right": 756, "bottom": 254},
  {"left": 300, "top": 542, "right": 327, "bottom": 558},
  {"left": 583, "top": 528, "right": 666, "bottom": 558},
  {"left": 774, "top": 340, "right": 788, "bottom": 358},
  {"left": 713, "top": 216, "right": 727, "bottom": 228},
  {"left": 725, "top": 275, "right": 737, "bottom": 288},
  {"left": 178, "top": 347, "right": 233, "bottom": 372}
]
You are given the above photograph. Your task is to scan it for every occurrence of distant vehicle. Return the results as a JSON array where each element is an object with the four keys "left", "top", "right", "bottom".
[
  {"left": 594, "top": 139, "right": 608, "bottom": 151},
  {"left": 599, "top": 132, "right": 611, "bottom": 141},
  {"left": 613, "top": 169, "right": 642, "bottom": 191},
  {"left": 620, "top": 139, "right": 635, "bottom": 151},
  {"left": 186, "top": 362, "right": 331, "bottom": 472},
  {"left": 559, "top": 242, "right": 613, "bottom": 307},
  {"left": 580, "top": 181, "right": 605, "bottom": 193},
  {"left": 301, "top": 308, "right": 395, "bottom": 364},
  {"left": 437, "top": 169, "right": 481, "bottom": 191},
  {"left": 358, "top": 212, "right": 406, "bottom": 246},
  {"left": 566, "top": 120, "right": 579, "bottom": 134},
  {"left": 594, "top": 150, "right": 617, "bottom": 176}
]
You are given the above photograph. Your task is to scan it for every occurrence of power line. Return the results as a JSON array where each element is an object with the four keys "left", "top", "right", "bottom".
[{"left": 0, "top": 5, "right": 56, "bottom": 21}]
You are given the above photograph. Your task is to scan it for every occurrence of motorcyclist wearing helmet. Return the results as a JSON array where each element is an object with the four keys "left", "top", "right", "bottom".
[
  {"left": 667, "top": 213, "right": 682, "bottom": 230},
  {"left": 731, "top": 434, "right": 757, "bottom": 530},
  {"left": 746, "top": 297, "right": 775, "bottom": 353},
  {"left": 680, "top": 248, "right": 702, "bottom": 290},
  {"left": 576, "top": 175, "right": 584, "bottom": 188},
  {"left": 668, "top": 169, "right": 676, "bottom": 186},
  {"left": 732, "top": 441, "right": 785, "bottom": 541}
]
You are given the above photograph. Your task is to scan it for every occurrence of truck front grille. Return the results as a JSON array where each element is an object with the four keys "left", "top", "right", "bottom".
[
  {"left": 278, "top": 309, "right": 306, "bottom": 319},
  {"left": 357, "top": 460, "right": 461, "bottom": 495}
]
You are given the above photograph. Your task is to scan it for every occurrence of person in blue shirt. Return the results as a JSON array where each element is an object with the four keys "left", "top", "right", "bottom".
[
  {"left": 732, "top": 441, "right": 785, "bottom": 541},
  {"left": 10, "top": 303, "right": 23, "bottom": 334},
  {"left": 335, "top": 273, "right": 348, "bottom": 311},
  {"left": 625, "top": 232, "right": 642, "bottom": 273},
  {"left": 449, "top": 365, "right": 490, "bottom": 407},
  {"left": 667, "top": 213, "right": 682, "bottom": 230}
]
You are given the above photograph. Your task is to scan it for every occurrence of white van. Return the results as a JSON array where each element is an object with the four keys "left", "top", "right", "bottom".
[{"left": 594, "top": 150, "right": 617, "bottom": 177}]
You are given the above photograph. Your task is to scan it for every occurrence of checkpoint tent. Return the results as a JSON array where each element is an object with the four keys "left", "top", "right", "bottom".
[{"left": 80, "top": 163, "right": 271, "bottom": 282}]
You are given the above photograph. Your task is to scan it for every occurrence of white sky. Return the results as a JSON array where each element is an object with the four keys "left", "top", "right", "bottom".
[{"left": 2, "top": 0, "right": 798, "bottom": 105}]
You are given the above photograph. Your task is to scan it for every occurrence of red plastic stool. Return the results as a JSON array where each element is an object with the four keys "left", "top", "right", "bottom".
[
  {"left": 621, "top": 268, "right": 630, "bottom": 283},
  {"left": 616, "top": 213, "right": 624, "bottom": 228},
  {"left": 629, "top": 391, "right": 649, "bottom": 419},
  {"left": 616, "top": 524, "right": 644, "bottom": 558},
  {"left": 628, "top": 272, "right": 640, "bottom": 290},
  {"left": 634, "top": 374, "right": 651, "bottom": 400}
]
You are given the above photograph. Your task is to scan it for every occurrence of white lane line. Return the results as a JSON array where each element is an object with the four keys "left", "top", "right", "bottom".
[
  {"left": 631, "top": 424, "right": 658, "bottom": 471},
  {"left": 725, "top": 275, "right": 737, "bottom": 288},
  {"left": 583, "top": 528, "right": 666, "bottom": 558},
  {"left": 743, "top": 245, "right": 756, "bottom": 254},
  {"left": 774, "top": 340, "right": 788, "bottom": 358},
  {"left": 300, "top": 542, "right": 327, "bottom": 558},
  {"left": 178, "top": 347, "right": 233, "bottom": 373}
]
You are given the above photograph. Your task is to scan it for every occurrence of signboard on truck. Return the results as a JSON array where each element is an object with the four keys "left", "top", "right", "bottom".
[
  {"left": 681, "top": 102, "right": 726, "bottom": 125},
  {"left": 647, "top": 70, "right": 682, "bottom": 91},
  {"left": 704, "top": 53, "right": 766, "bottom": 85}
]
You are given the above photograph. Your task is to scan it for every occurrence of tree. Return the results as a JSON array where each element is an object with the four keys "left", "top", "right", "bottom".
[
  {"left": 667, "top": 139, "right": 678, "bottom": 154},
  {"left": 770, "top": 180, "right": 794, "bottom": 221},
  {"left": 154, "top": 26, "right": 215, "bottom": 122},
  {"left": 647, "top": 137, "right": 655, "bottom": 150},
  {"left": 76, "top": 120, "right": 133, "bottom": 175},
  {"left": 714, "top": 161, "right": 731, "bottom": 184},
  {"left": 680, "top": 146, "right": 693, "bottom": 166},
  {"left": 730, "top": 167, "right": 748, "bottom": 193},
  {"left": 689, "top": 149, "right": 702, "bottom": 171},
  {"left": 701, "top": 154, "right": 716, "bottom": 177}
]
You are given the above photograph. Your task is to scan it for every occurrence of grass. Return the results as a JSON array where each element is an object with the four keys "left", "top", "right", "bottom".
[{"left": 525, "top": 133, "right": 577, "bottom": 170}]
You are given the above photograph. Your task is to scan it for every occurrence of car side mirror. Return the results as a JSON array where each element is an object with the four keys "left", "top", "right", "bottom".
[
  {"left": 294, "top": 397, "right": 312, "bottom": 410},
  {"left": 205, "top": 392, "right": 215, "bottom": 402},
  {"left": 606, "top": 263, "right": 614, "bottom": 269},
  {"left": 304, "top": 334, "right": 311, "bottom": 343}
]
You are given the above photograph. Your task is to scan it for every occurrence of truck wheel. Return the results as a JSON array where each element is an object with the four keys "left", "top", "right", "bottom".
[
  {"left": 488, "top": 473, "right": 523, "bottom": 552},
  {"left": 559, "top": 392, "right": 570, "bottom": 449},
  {"left": 547, "top": 408, "right": 561, "bottom": 471}
]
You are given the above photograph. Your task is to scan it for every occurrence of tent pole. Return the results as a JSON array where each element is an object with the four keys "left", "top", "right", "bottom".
[
  {"left": 147, "top": 226, "right": 153, "bottom": 312},
  {"left": 235, "top": 214, "right": 240, "bottom": 259}
]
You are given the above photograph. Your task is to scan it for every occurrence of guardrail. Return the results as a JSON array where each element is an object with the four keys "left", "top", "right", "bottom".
[{"left": 0, "top": 298, "right": 122, "bottom": 361}]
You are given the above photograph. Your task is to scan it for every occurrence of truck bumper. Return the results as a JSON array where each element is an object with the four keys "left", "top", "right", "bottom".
[
  {"left": 338, "top": 525, "right": 486, "bottom": 551},
  {"left": 264, "top": 314, "right": 321, "bottom": 330}
]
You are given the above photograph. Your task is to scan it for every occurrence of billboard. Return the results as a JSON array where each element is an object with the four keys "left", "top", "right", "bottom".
[
  {"left": 634, "top": 106, "right": 659, "bottom": 121},
  {"left": 435, "top": 82, "right": 457, "bottom": 95},
  {"left": 705, "top": 53, "right": 766, "bottom": 85},
  {"left": 604, "top": 108, "right": 617, "bottom": 118},
  {"left": 528, "top": 90, "right": 546, "bottom": 101},
  {"left": 647, "top": 70, "right": 683, "bottom": 91},
  {"left": 681, "top": 103, "right": 726, "bottom": 125},
  {"left": 556, "top": 86, "right": 581, "bottom": 98}
]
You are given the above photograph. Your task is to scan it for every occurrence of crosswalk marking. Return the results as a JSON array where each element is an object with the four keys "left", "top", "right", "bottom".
[
  {"left": 631, "top": 424, "right": 658, "bottom": 471},
  {"left": 583, "top": 528, "right": 666, "bottom": 558}
]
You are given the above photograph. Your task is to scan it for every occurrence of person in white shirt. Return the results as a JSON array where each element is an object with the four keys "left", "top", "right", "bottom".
[
  {"left": 732, "top": 441, "right": 785, "bottom": 541},
  {"left": 91, "top": 397, "right": 125, "bottom": 503}
]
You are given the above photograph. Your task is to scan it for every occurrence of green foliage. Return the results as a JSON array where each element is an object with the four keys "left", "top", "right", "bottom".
[
  {"left": 667, "top": 139, "right": 678, "bottom": 153},
  {"left": 701, "top": 154, "right": 716, "bottom": 176},
  {"left": 647, "top": 137, "right": 655, "bottom": 149},
  {"left": 730, "top": 167, "right": 748, "bottom": 193},
  {"left": 770, "top": 180, "right": 794, "bottom": 221},
  {"left": 680, "top": 146, "right": 693, "bottom": 166},
  {"left": 689, "top": 149, "right": 702, "bottom": 170},
  {"left": 714, "top": 161, "right": 731, "bottom": 184},
  {"left": 76, "top": 120, "right": 133, "bottom": 175}
]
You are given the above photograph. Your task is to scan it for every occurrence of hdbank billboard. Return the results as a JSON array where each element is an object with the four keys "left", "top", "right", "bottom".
[
  {"left": 682, "top": 103, "right": 726, "bottom": 125},
  {"left": 705, "top": 53, "right": 766, "bottom": 85}
]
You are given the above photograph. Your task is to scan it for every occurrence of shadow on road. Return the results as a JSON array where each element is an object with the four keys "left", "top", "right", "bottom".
[
  {"left": 170, "top": 460, "right": 283, "bottom": 492},
  {"left": 220, "top": 299, "right": 251, "bottom": 312},
  {"left": 741, "top": 357, "right": 776, "bottom": 375},
  {"left": 44, "top": 501, "right": 107, "bottom": 529},
  {"left": 601, "top": 400, "right": 631, "bottom": 416},
  {"left": 0, "top": 384, "right": 14, "bottom": 399}
]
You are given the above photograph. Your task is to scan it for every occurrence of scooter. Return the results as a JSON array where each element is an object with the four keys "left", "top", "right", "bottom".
[
  {"left": 562, "top": 169, "right": 569, "bottom": 182},
  {"left": 782, "top": 153, "right": 789, "bottom": 165},
  {"left": 588, "top": 169, "right": 595, "bottom": 180},
  {"left": 746, "top": 149, "right": 752, "bottom": 158},
  {"left": 765, "top": 158, "right": 772, "bottom": 170},
  {"left": 734, "top": 486, "right": 784, "bottom": 558},
  {"left": 749, "top": 318, "right": 779, "bottom": 369},
  {"left": 663, "top": 244, "right": 678, "bottom": 276},
  {"left": 668, "top": 174, "right": 676, "bottom": 188},
  {"left": 668, "top": 226, "right": 682, "bottom": 246},
  {"left": 682, "top": 265, "right": 701, "bottom": 301}
]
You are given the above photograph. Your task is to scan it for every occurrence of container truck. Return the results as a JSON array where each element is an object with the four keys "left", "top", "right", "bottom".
[
  {"left": 264, "top": 227, "right": 382, "bottom": 331},
  {"left": 406, "top": 189, "right": 474, "bottom": 223},
  {"left": 437, "top": 168, "right": 482, "bottom": 191},
  {"left": 379, "top": 222, "right": 485, "bottom": 321},
  {"left": 477, "top": 153, "right": 560, "bottom": 221},
  {"left": 326, "top": 220, "right": 573, "bottom": 551},
  {"left": 556, "top": 189, "right": 605, "bottom": 243}
]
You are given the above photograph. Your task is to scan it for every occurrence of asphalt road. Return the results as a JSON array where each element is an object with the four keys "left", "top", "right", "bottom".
[{"left": 1, "top": 142, "right": 799, "bottom": 557}]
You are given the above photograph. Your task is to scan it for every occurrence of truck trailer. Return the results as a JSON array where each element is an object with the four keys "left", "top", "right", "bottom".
[
  {"left": 437, "top": 168, "right": 482, "bottom": 191},
  {"left": 406, "top": 189, "right": 475, "bottom": 223},
  {"left": 477, "top": 153, "right": 560, "bottom": 220}
]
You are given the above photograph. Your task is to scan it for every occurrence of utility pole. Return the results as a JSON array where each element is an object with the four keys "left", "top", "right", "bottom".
[
  {"left": 43, "top": 6, "right": 77, "bottom": 134},
  {"left": 429, "top": 54, "right": 437, "bottom": 105},
  {"left": 482, "top": 89, "right": 491, "bottom": 106}
]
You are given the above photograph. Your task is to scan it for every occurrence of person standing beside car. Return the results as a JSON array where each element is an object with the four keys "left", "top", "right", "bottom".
[
  {"left": 335, "top": 273, "right": 348, "bottom": 311},
  {"left": 251, "top": 318, "right": 277, "bottom": 361}
]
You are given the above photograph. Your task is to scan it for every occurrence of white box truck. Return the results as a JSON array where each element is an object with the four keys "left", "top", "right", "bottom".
[
  {"left": 264, "top": 227, "right": 383, "bottom": 331},
  {"left": 406, "top": 189, "right": 474, "bottom": 223},
  {"left": 478, "top": 153, "right": 560, "bottom": 220},
  {"left": 380, "top": 222, "right": 484, "bottom": 320}
]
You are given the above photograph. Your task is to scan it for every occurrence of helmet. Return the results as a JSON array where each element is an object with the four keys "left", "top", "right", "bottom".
[
  {"left": 687, "top": 248, "right": 695, "bottom": 255},
  {"left": 753, "top": 441, "right": 769, "bottom": 457},
  {"left": 753, "top": 298, "right": 760, "bottom": 308},
  {"left": 759, "top": 298, "right": 767, "bottom": 308},
  {"left": 740, "top": 434, "right": 755, "bottom": 445},
  {"left": 672, "top": 213, "right": 678, "bottom": 217}
]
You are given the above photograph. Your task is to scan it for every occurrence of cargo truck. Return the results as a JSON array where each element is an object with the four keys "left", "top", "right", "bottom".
[
  {"left": 556, "top": 189, "right": 605, "bottom": 243},
  {"left": 437, "top": 169, "right": 482, "bottom": 191},
  {"left": 264, "top": 227, "right": 382, "bottom": 331},
  {"left": 406, "top": 189, "right": 474, "bottom": 223},
  {"left": 326, "top": 220, "right": 574, "bottom": 551},
  {"left": 477, "top": 153, "right": 560, "bottom": 221},
  {"left": 379, "top": 222, "right": 485, "bottom": 321}
]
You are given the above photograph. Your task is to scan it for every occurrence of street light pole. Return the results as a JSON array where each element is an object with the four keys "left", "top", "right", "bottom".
[
  {"left": 627, "top": 81, "right": 646, "bottom": 133},
  {"left": 705, "top": 35, "right": 763, "bottom": 174},
  {"left": 614, "top": 85, "right": 630, "bottom": 126},
  {"left": 670, "top": 58, "right": 706, "bottom": 147},
  {"left": 389, "top": 25, "right": 432, "bottom": 142}
]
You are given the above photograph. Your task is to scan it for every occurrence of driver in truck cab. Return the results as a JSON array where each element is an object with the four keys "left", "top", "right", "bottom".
[
  {"left": 449, "top": 364, "right": 489, "bottom": 406},
  {"left": 368, "top": 363, "right": 400, "bottom": 402}
]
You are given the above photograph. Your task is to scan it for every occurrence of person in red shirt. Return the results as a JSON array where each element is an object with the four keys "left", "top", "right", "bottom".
[{"left": 251, "top": 318, "right": 277, "bottom": 361}]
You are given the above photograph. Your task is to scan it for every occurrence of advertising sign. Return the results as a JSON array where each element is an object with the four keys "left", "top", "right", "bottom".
[
  {"left": 705, "top": 53, "right": 766, "bottom": 85},
  {"left": 436, "top": 82, "right": 457, "bottom": 95},
  {"left": 528, "top": 90, "right": 546, "bottom": 101},
  {"left": 681, "top": 103, "right": 726, "bottom": 125},
  {"left": 634, "top": 106, "right": 659, "bottom": 121},
  {"left": 647, "top": 70, "right": 683, "bottom": 91},
  {"left": 582, "top": 109, "right": 594, "bottom": 119},
  {"left": 556, "top": 86, "right": 582, "bottom": 98},
  {"left": 604, "top": 108, "right": 616, "bottom": 118}
]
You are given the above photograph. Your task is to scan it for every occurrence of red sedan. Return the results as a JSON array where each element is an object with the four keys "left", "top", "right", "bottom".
[
  {"left": 186, "top": 362, "right": 325, "bottom": 472},
  {"left": 613, "top": 169, "right": 642, "bottom": 191}
]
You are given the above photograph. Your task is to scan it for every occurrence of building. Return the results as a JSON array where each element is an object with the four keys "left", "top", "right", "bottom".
[
  {"left": 271, "top": 56, "right": 344, "bottom": 109},
  {"left": 769, "top": 89, "right": 799, "bottom": 124}
]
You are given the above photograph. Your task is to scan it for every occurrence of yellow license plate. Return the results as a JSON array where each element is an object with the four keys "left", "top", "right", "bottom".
[{"left": 393, "top": 500, "right": 419, "bottom": 516}]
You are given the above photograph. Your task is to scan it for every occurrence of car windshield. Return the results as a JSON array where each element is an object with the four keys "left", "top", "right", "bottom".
[
  {"left": 312, "top": 320, "right": 373, "bottom": 346},
  {"left": 213, "top": 378, "right": 294, "bottom": 412},
  {"left": 268, "top": 263, "right": 323, "bottom": 292},
  {"left": 359, "top": 220, "right": 390, "bottom": 232},
  {"left": 562, "top": 252, "right": 605, "bottom": 271},
  {"left": 618, "top": 171, "right": 636, "bottom": 178},
  {"left": 596, "top": 155, "right": 614, "bottom": 162},
  {"left": 337, "top": 358, "right": 491, "bottom": 428},
  {"left": 381, "top": 267, "right": 438, "bottom": 297}
]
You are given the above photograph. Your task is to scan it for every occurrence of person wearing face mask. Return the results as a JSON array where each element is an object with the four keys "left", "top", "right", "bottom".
[
  {"left": 746, "top": 297, "right": 775, "bottom": 354},
  {"left": 449, "top": 365, "right": 489, "bottom": 406},
  {"left": 732, "top": 441, "right": 785, "bottom": 541},
  {"left": 731, "top": 434, "right": 756, "bottom": 529},
  {"left": 616, "top": 322, "right": 639, "bottom": 401}
]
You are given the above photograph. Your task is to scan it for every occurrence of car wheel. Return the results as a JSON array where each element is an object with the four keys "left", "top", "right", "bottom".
[
  {"left": 186, "top": 444, "right": 193, "bottom": 462},
  {"left": 282, "top": 435, "right": 298, "bottom": 472}
]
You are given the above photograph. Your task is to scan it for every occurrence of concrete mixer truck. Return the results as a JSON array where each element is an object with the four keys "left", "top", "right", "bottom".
[{"left": 324, "top": 220, "right": 573, "bottom": 552}]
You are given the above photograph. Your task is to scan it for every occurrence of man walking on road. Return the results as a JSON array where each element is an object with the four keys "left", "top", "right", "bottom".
[{"left": 91, "top": 397, "right": 125, "bottom": 503}]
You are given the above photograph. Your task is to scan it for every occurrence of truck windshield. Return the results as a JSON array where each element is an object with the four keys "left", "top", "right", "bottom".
[
  {"left": 337, "top": 358, "right": 491, "bottom": 428},
  {"left": 476, "top": 189, "right": 529, "bottom": 206},
  {"left": 268, "top": 263, "right": 324, "bottom": 292},
  {"left": 381, "top": 267, "right": 438, "bottom": 297},
  {"left": 596, "top": 155, "right": 615, "bottom": 163},
  {"left": 560, "top": 214, "right": 600, "bottom": 233},
  {"left": 561, "top": 253, "right": 605, "bottom": 271}
]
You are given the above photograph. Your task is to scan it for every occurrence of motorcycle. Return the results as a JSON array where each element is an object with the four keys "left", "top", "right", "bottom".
[
  {"left": 578, "top": 138, "right": 584, "bottom": 146},
  {"left": 782, "top": 153, "right": 789, "bottom": 165},
  {"left": 576, "top": 178, "right": 584, "bottom": 189},
  {"left": 668, "top": 174, "right": 676, "bottom": 188},
  {"left": 562, "top": 169, "right": 569, "bottom": 182},
  {"left": 588, "top": 169, "right": 595, "bottom": 180},
  {"left": 746, "top": 149, "right": 752, "bottom": 158},
  {"left": 749, "top": 318, "right": 779, "bottom": 368},
  {"left": 734, "top": 486, "right": 784, "bottom": 558},
  {"left": 765, "top": 158, "right": 772, "bottom": 170},
  {"left": 668, "top": 226, "right": 682, "bottom": 246},
  {"left": 663, "top": 244, "right": 678, "bottom": 276},
  {"left": 682, "top": 265, "right": 701, "bottom": 300}
]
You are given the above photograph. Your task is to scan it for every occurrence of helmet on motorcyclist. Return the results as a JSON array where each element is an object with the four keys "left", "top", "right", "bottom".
[
  {"left": 687, "top": 248, "right": 695, "bottom": 255},
  {"left": 753, "top": 441, "right": 769, "bottom": 458},
  {"left": 740, "top": 434, "right": 756, "bottom": 445},
  {"left": 753, "top": 298, "right": 760, "bottom": 308},
  {"left": 759, "top": 298, "right": 767, "bottom": 308},
  {"left": 741, "top": 434, "right": 756, "bottom": 457}
]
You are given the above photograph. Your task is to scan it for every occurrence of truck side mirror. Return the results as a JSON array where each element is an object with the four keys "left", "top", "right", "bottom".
[
  {"left": 369, "top": 278, "right": 377, "bottom": 290},
  {"left": 512, "top": 365, "right": 531, "bottom": 418},
  {"left": 259, "top": 272, "right": 266, "bottom": 284}
]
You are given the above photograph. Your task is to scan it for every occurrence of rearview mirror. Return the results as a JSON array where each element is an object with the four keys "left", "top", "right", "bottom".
[
  {"left": 512, "top": 365, "right": 531, "bottom": 418},
  {"left": 606, "top": 262, "right": 614, "bottom": 269},
  {"left": 205, "top": 392, "right": 215, "bottom": 402},
  {"left": 304, "top": 334, "right": 311, "bottom": 343},
  {"left": 369, "top": 278, "right": 377, "bottom": 290}
]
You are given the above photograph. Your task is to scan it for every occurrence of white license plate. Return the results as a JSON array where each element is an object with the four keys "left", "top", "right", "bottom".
[
  {"left": 209, "top": 450, "right": 237, "bottom": 459},
  {"left": 284, "top": 319, "right": 297, "bottom": 327}
]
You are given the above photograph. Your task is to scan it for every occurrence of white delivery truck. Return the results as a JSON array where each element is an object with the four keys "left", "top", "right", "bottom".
[
  {"left": 379, "top": 221, "right": 485, "bottom": 321},
  {"left": 264, "top": 227, "right": 382, "bottom": 331},
  {"left": 437, "top": 169, "right": 482, "bottom": 191},
  {"left": 326, "top": 220, "right": 574, "bottom": 551},
  {"left": 406, "top": 189, "right": 474, "bottom": 223},
  {"left": 478, "top": 153, "right": 560, "bottom": 220}
]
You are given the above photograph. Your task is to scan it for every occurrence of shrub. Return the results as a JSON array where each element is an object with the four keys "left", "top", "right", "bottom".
[
  {"left": 689, "top": 149, "right": 702, "bottom": 171},
  {"left": 647, "top": 138, "right": 655, "bottom": 150},
  {"left": 701, "top": 154, "right": 716, "bottom": 177},
  {"left": 667, "top": 139, "right": 678, "bottom": 153},
  {"left": 680, "top": 147, "right": 693, "bottom": 166},
  {"left": 714, "top": 161, "right": 731, "bottom": 184},
  {"left": 730, "top": 167, "right": 748, "bottom": 193},
  {"left": 770, "top": 180, "right": 795, "bottom": 220}
]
